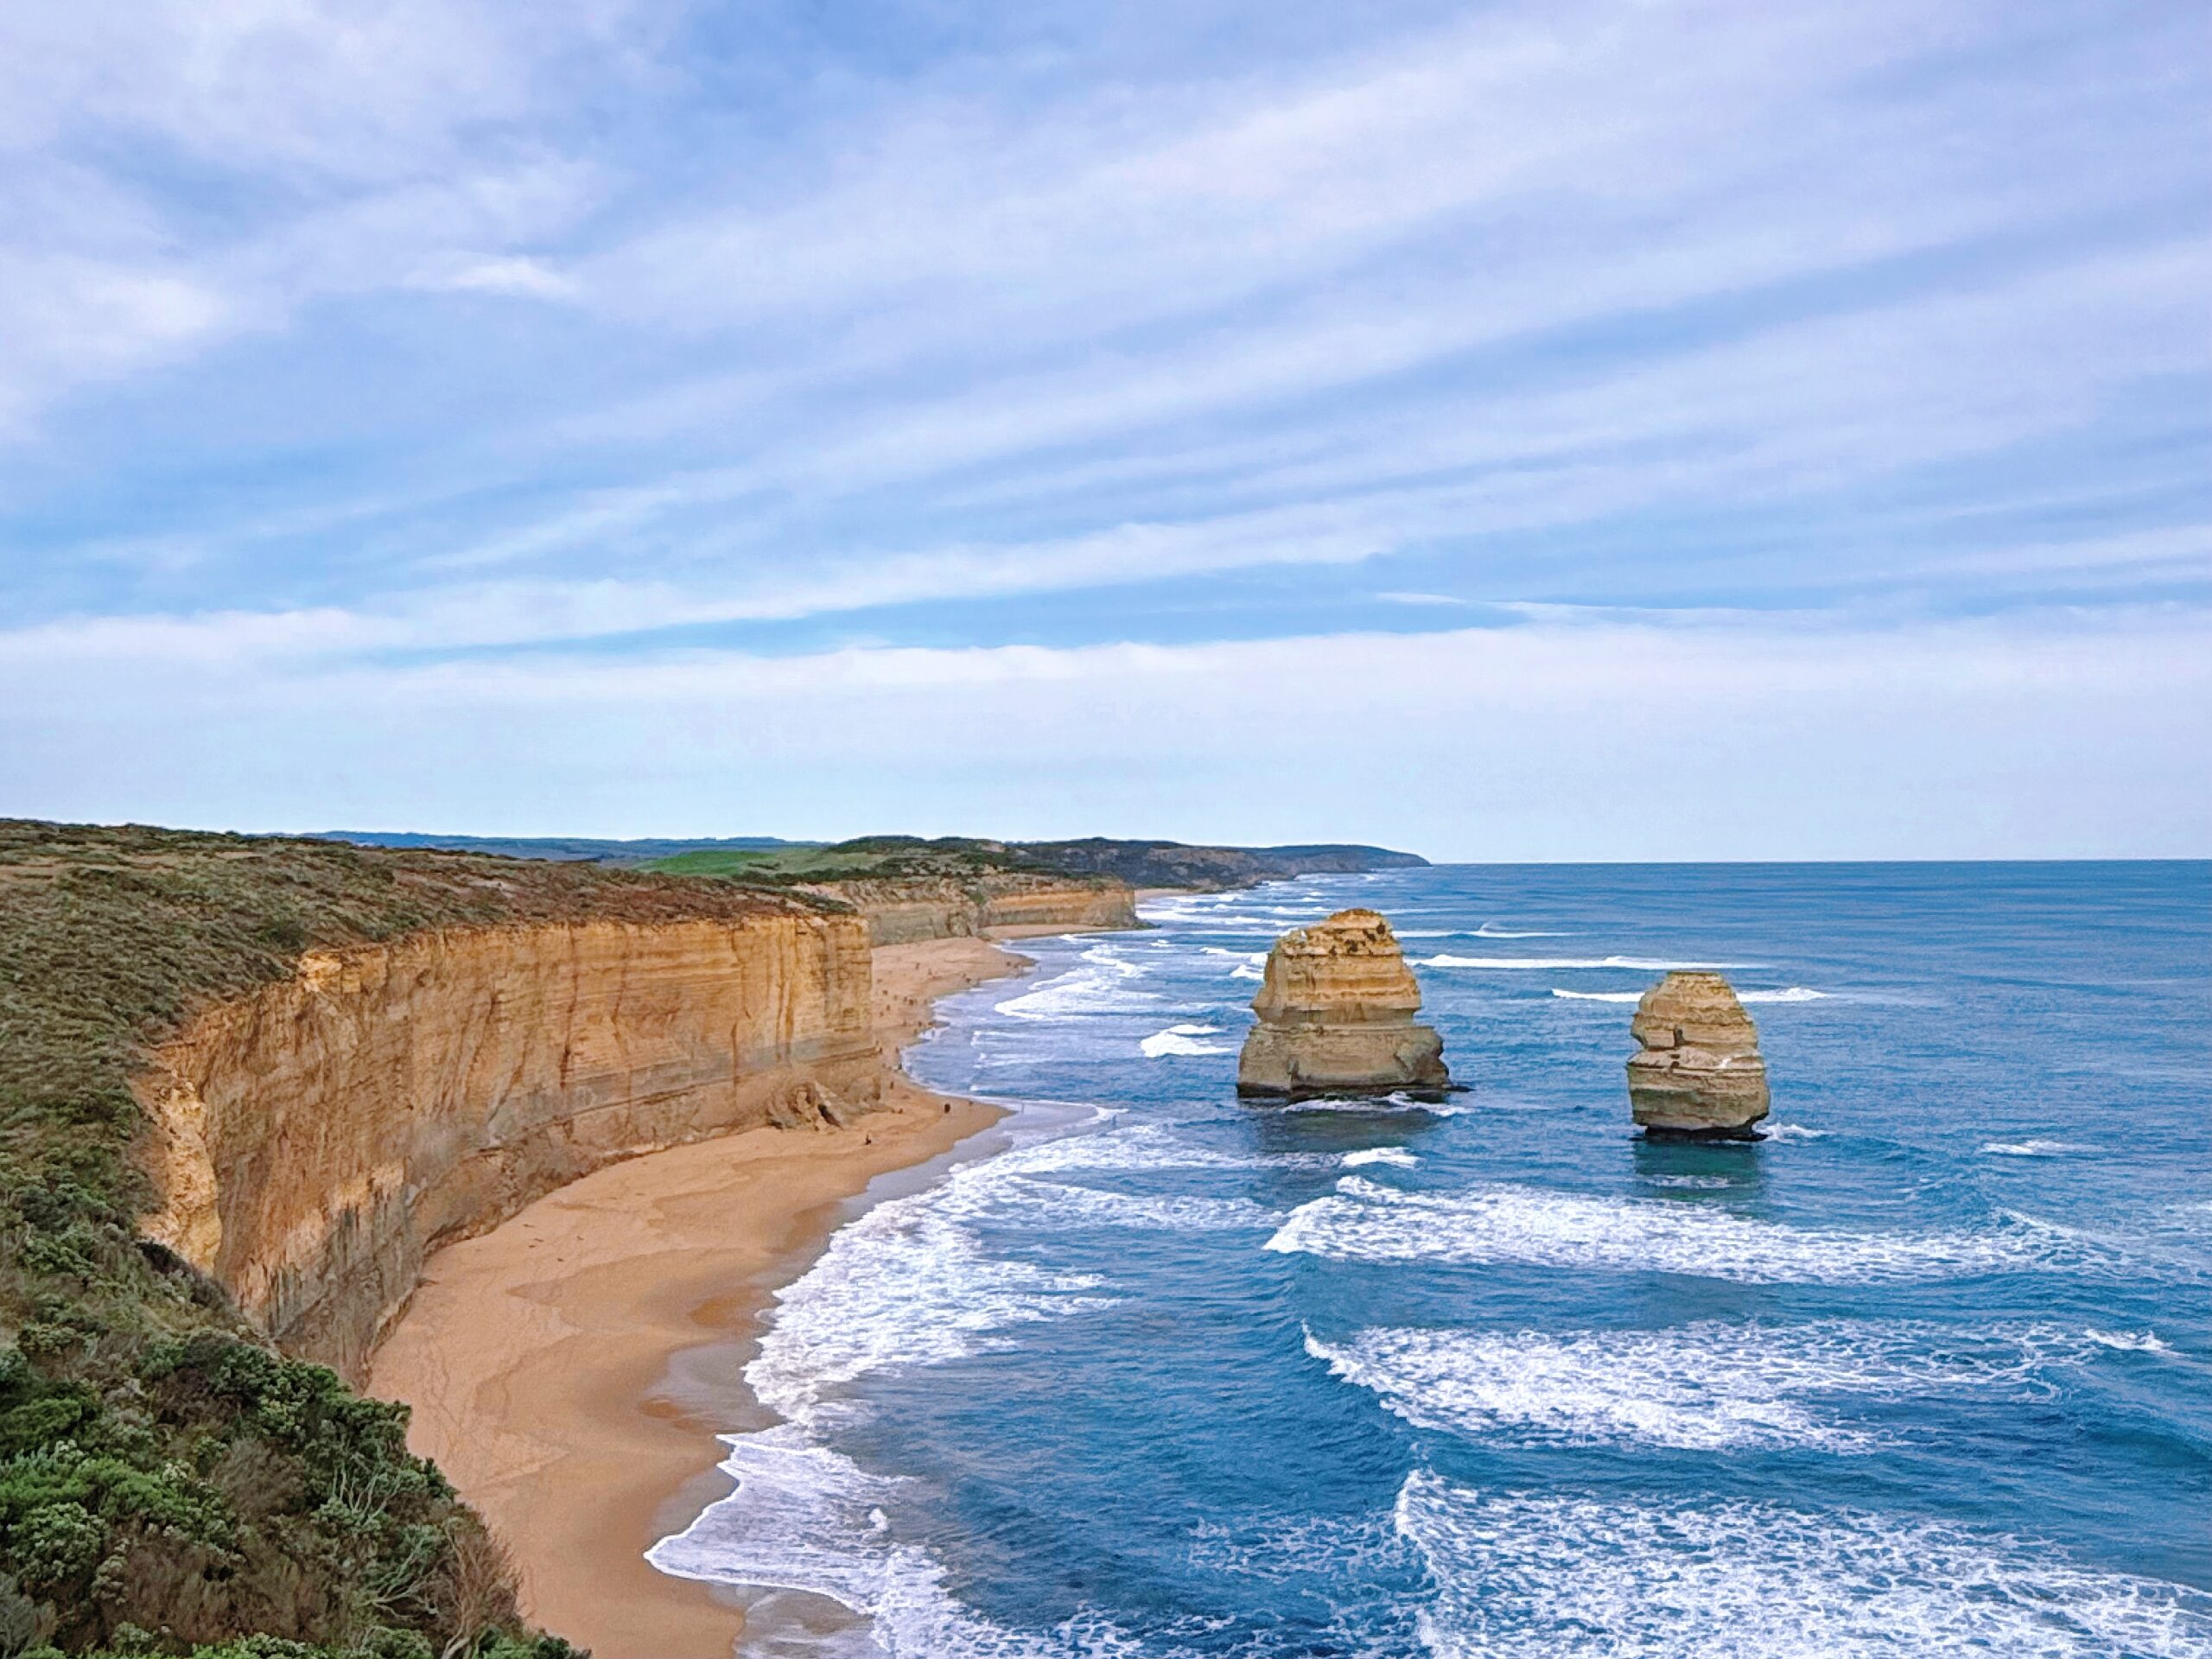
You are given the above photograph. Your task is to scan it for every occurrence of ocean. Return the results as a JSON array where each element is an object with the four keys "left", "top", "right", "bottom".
[{"left": 650, "top": 862, "right": 2212, "bottom": 1656}]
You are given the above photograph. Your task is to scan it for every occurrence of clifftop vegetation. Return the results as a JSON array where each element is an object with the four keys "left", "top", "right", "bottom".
[
  {"left": 647, "top": 834, "right": 1424, "bottom": 889},
  {"left": 648, "top": 834, "right": 1114, "bottom": 885},
  {"left": 0, "top": 819, "right": 827, "bottom": 1657}
]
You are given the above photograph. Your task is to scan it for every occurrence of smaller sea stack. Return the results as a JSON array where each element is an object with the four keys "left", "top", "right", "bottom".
[
  {"left": 1627, "top": 971, "right": 1770, "bottom": 1139},
  {"left": 1237, "top": 908, "right": 1449, "bottom": 1099}
]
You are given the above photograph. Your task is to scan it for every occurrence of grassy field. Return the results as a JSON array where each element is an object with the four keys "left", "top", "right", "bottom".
[
  {"left": 0, "top": 819, "right": 813, "bottom": 1657},
  {"left": 650, "top": 835, "right": 1424, "bottom": 891},
  {"left": 648, "top": 834, "right": 1080, "bottom": 884}
]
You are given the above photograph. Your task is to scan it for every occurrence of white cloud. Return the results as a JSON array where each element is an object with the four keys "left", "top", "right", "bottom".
[
  {"left": 0, "top": 251, "right": 226, "bottom": 435},
  {"left": 419, "top": 257, "right": 581, "bottom": 300},
  {"left": 0, "top": 0, "right": 637, "bottom": 430},
  {"left": 5, "top": 606, "right": 2204, "bottom": 859}
]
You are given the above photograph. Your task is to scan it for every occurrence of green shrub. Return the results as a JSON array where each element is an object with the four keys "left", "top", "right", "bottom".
[{"left": 9, "top": 1503, "right": 104, "bottom": 1593}]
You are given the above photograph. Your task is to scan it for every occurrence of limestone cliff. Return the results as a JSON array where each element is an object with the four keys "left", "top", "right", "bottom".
[
  {"left": 133, "top": 910, "right": 878, "bottom": 1379},
  {"left": 809, "top": 873, "right": 1140, "bottom": 944},
  {"left": 1237, "top": 908, "right": 1450, "bottom": 1098},
  {"left": 1627, "top": 971, "right": 1770, "bottom": 1137}
]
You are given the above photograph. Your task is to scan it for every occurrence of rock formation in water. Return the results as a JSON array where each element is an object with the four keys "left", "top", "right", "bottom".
[
  {"left": 1236, "top": 908, "right": 1449, "bottom": 1098},
  {"left": 1626, "top": 971, "right": 1770, "bottom": 1138}
]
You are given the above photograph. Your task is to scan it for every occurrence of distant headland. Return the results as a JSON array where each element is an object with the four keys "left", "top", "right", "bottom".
[{"left": 312, "top": 830, "right": 1429, "bottom": 889}]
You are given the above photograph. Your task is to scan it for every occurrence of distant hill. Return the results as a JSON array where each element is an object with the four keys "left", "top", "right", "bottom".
[
  {"left": 313, "top": 831, "right": 1427, "bottom": 889},
  {"left": 649, "top": 835, "right": 1427, "bottom": 890},
  {"left": 1010, "top": 838, "right": 1427, "bottom": 889},
  {"left": 310, "top": 830, "right": 817, "bottom": 864}
]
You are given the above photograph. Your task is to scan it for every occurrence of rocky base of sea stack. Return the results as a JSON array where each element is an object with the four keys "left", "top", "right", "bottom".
[
  {"left": 1236, "top": 1023, "right": 1452, "bottom": 1100},
  {"left": 1637, "top": 1118, "right": 1769, "bottom": 1142}
]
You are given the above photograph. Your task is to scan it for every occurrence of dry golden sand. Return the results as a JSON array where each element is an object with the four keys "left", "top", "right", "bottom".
[{"left": 366, "top": 934, "right": 1033, "bottom": 1659}]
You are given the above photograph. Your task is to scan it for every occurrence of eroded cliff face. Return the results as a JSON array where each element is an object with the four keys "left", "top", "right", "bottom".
[
  {"left": 133, "top": 910, "right": 878, "bottom": 1379},
  {"left": 812, "top": 874, "right": 1139, "bottom": 944}
]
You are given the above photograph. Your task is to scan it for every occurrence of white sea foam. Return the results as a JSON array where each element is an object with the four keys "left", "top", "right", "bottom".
[
  {"left": 1140, "top": 1024, "right": 1235, "bottom": 1058},
  {"left": 1649, "top": 1173, "right": 1735, "bottom": 1189},
  {"left": 1421, "top": 954, "right": 1755, "bottom": 969},
  {"left": 1344, "top": 1147, "right": 1420, "bottom": 1169},
  {"left": 652, "top": 1105, "right": 1310, "bottom": 1652},
  {"left": 1203, "top": 955, "right": 1274, "bottom": 982},
  {"left": 1551, "top": 984, "right": 1827, "bottom": 1003},
  {"left": 2088, "top": 1327, "right": 2174, "bottom": 1353},
  {"left": 1275, "top": 1093, "right": 1476, "bottom": 1116},
  {"left": 995, "top": 944, "right": 1156, "bottom": 1020},
  {"left": 746, "top": 1186, "right": 1113, "bottom": 1428},
  {"left": 1390, "top": 925, "right": 1567, "bottom": 939},
  {"left": 1764, "top": 1122, "right": 1830, "bottom": 1141},
  {"left": 988, "top": 1121, "right": 1343, "bottom": 1178},
  {"left": 1397, "top": 1472, "right": 2212, "bottom": 1658},
  {"left": 651, "top": 1428, "right": 1154, "bottom": 1656},
  {"left": 991, "top": 1177, "right": 1283, "bottom": 1233},
  {"left": 1981, "top": 1138, "right": 2088, "bottom": 1157},
  {"left": 1307, "top": 1320, "right": 2094, "bottom": 1452},
  {"left": 1266, "top": 1176, "right": 2123, "bottom": 1285}
]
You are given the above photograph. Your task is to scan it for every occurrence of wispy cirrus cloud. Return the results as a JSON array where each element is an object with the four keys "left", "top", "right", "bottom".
[{"left": 1, "top": 0, "right": 2205, "bottom": 849}]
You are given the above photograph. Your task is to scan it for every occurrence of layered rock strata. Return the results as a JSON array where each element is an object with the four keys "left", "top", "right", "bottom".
[
  {"left": 1236, "top": 908, "right": 1449, "bottom": 1098},
  {"left": 134, "top": 910, "right": 878, "bottom": 1379},
  {"left": 1627, "top": 971, "right": 1770, "bottom": 1138},
  {"left": 811, "top": 874, "right": 1140, "bottom": 944}
]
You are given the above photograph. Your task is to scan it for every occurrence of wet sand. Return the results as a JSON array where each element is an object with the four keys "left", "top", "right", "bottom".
[{"left": 367, "top": 934, "right": 1033, "bottom": 1658}]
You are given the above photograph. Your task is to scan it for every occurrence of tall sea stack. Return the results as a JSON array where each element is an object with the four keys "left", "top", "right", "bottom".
[
  {"left": 1236, "top": 908, "right": 1449, "bottom": 1099},
  {"left": 1627, "top": 971, "right": 1770, "bottom": 1138}
]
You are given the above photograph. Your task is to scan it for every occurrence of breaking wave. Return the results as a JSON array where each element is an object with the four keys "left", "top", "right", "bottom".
[
  {"left": 1343, "top": 1147, "right": 1421, "bottom": 1169},
  {"left": 995, "top": 944, "right": 1157, "bottom": 1020},
  {"left": 1422, "top": 954, "right": 1755, "bottom": 970},
  {"left": 1307, "top": 1319, "right": 2101, "bottom": 1452},
  {"left": 1397, "top": 1472, "right": 2212, "bottom": 1658},
  {"left": 1141, "top": 1023, "right": 1234, "bottom": 1058},
  {"left": 650, "top": 1427, "right": 1162, "bottom": 1656},
  {"left": 1548, "top": 985, "right": 1829, "bottom": 1003},
  {"left": 1265, "top": 1176, "right": 2133, "bottom": 1285}
]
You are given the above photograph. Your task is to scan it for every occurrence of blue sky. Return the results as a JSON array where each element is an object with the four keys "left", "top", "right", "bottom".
[{"left": 2, "top": 0, "right": 2206, "bottom": 859}]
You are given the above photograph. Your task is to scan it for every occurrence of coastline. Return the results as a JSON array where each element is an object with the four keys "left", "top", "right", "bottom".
[{"left": 365, "top": 933, "right": 1039, "bottom": 1658}]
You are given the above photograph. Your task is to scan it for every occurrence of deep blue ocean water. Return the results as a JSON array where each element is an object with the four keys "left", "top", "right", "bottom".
[{"left": 652, "top": 863, "right": 2212, "bottom": 1657}]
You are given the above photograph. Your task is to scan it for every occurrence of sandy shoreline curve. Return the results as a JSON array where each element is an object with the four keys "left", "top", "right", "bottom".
[{"left": 366, "top": 932, "right": 1046, "bottom": 1658}]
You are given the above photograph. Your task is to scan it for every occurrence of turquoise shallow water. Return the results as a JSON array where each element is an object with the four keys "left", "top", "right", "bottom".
[{"left": 652, "top": 862, "right": 2212, "bottom": 1656}]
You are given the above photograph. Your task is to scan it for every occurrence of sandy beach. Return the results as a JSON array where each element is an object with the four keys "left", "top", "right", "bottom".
[{"left": 366, "top": 933, "right": 1037, "bottom": 1658}]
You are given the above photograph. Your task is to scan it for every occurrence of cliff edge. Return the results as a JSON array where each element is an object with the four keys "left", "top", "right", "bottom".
[{"left": 135, "top": 910, "right": 879, "bottom": 1379}]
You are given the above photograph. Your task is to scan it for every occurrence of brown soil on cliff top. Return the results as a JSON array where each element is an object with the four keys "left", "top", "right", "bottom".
[{"left": 365, "top": 935, "right": 1032, "bottom": 1659}]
